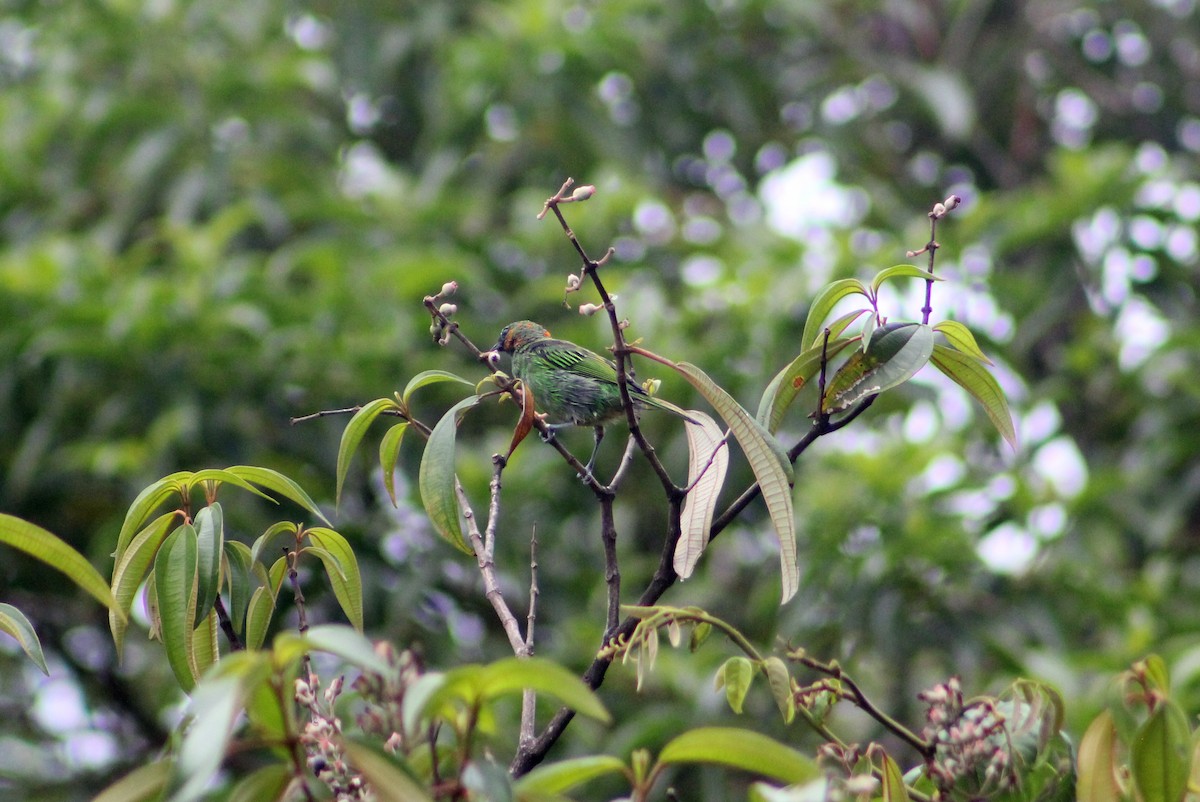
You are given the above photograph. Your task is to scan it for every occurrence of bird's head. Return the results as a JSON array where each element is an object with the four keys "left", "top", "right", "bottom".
[{"left": 491, "top": 320, "right": 552, "bottom": 353}]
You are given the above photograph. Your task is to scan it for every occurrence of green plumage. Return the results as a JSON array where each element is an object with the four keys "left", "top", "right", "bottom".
[{"left": 491, "top": 320, "right": 695, "bottom": 473}]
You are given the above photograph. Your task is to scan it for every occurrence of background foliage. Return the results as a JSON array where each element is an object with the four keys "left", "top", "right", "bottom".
[{"left": 2, "top": 0, "right": 1199, "bottom": 798}]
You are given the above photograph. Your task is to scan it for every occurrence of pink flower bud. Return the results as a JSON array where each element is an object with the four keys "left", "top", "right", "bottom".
[
  {"left": 571, "top": 184, "right": 596, "bottom": 201},
  {"left": 440, "top": 280, "right": 458, "bottom": 296}
]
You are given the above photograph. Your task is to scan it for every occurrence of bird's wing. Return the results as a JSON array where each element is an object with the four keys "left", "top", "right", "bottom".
[{"left": 537, "top": 340, "right": 622, "bottom": 384}]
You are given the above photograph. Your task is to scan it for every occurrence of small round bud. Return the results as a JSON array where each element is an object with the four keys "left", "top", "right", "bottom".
[
  {"left": 565, "top": 273, "right": 581, "bottom": 291},
  {"left": 578, "top": 303, "right": 601, "bottom": 316},
  {"left": 571, "top": 184, "right": 596, "bottom": 201},
  {"left": 943, "top": 194, "right": 961, "bottom": 211},
  {"left": 485, "top": 350, "right": 501, "bottom": 366},
  {"left": 440, "top": 280, "right": 458, "bottom": 297},
  {"left": 438, "top": 302, "right": 457, "bottom": 317},
  {"left": 931, "top": 202, "right": 947, "bottom": 218}
]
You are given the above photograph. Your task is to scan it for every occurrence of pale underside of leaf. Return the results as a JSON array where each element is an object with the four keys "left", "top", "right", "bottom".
[{"left": 675, "top": 410, "right": 729, "bottom": 579}]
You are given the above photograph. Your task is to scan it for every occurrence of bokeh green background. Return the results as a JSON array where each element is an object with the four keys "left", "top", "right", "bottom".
[{"left": 2, "top": 0, "right": 1199, "bottom": 798}]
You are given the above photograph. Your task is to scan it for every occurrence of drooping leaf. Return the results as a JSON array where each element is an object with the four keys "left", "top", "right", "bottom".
[
  {"left": 223, "top": 540, "right": 253, "bottom": 635},
  {"left": 190, "top": 468, "right": 274, "bottom": 502},
  {"left": 336, "top": 398, "right": 402, "bottom": 506},
  {"left": 192, "top": 503, "right": 224, "bottom": 628},
  {"left": 869, "top": 263, "right": 943, "bottom": 295},
  {"left": 933, "top": 320, "right": 993, "bottom": 364},
  {"left": 305, "top": 527, "right": 364, "bottom": 631},
  {"left": 1131, "top": 700, "right": 1191, "bottom": 802},
  {"left": 657, "top": 727, "right": 820, "bottom": 785},
  {"left": 418, "top": 395, "right": 481, "bottom": 554},
  {"left": 154, "top": 523, "right": 200, "bottom": 691},
  {"left": 718, "top": 656, "right": 754, "bottom": 715},
  {"left": 675, "top": 410, "right": 729, "bottom": 579},
  {"left": 756, "top": 336, "right": 855, "bottom": 433},
  {"left": 113, "top": 471, "right": 191, "bottom": 557},
  {"left": 275, "top": 624, "right": 391, "bottom": 675},
  {"left": 0, "top": 513, "right": 122, "bottom": 618},
  {"left": 764, "top": 656, "right": 795, "bottom": 725},
  {"left": 109, "top": 511, "right": 179, "bottom": 659},
  {"left": 380, "top": 422, "right": 410, "bottom": 508},
  {"left": 801, "top": 278, "right": 870, "bottom": 351},
  {"left": 667, "top": 363, "right": 799, "bottom": 602},
  {"left": 0, "top": 603, "right": 48, "bottom": 674},
  {"left": 930, "top": 344, "right": 1018, "bottom": 448},
  {"left": 1077, "top": 711, "right": 1121, "bottom": 802},
  {"left": 824, "top": 322, "right": 934, "bottom": 412},
  {"left": 251, "top": 521, "right": 299, "bottom": 567},
  {"left": 402, "top": 369, "right": 475, "bottom": 405},
  {"left": 175, "top": 675, "right": 244, "bottom": 802},
  {"left": 227, "top": 466, "right": 331, "bottom": 527},
  {"left": 514, "top": 755, "right": 629, "bottom": 796}
]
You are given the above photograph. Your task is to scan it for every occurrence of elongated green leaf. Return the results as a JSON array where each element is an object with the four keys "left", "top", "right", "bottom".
[
  {"left": 1077, "top": 711, "right": 1121, "bottom": 802},
  {"left": 658, "top": 727, "right": 820, "bottom": 785},
  {"left": 825, "top": 323, "right": 934, "bottom": 412},
  {"left": 192, "top": 610, "right": 219, "bottom": 678},
  {"left": 418, "top": 396, "right": 481, "bottom": 554},
  {"left": 275, "top": 624, "right": 391, "bottom": 675},
  {"left": 92, "top": 761, "right": 173, "bottom": 802},
  {"left": 479, "top": 657, "right": 609, "bottom": 723},
  {"left": 306, "top": 527, "right": 364, "bottom": 631},
  {"left": 0, "top": 513, "right": 122, "bottom": 617},
  {"left": 245, "top": 556, "right": 288, "bottom": 651},
  {"left": 801, "top": 278, "right": 870, "bottom": 351},
  {"left": 667, "top": 364, "right": 798, "bottom": 602},
  {"left": 154, "top": 523, "right": 200, "bottom": 691},
  {"left": 227, "top": 465, "right": 331, "bottom": 527},
  {"left": 0, "top": 603, "right": 48, "bottom": 674},
  {"left": 190, "top": 468, "right": 274, "bottom": 502},
  {"left": 1132, "top": 700, "right": 1191, "bottom": 802},
  {"left": 1144, "top": 655, "right": 1171, "bottom": 695},
  {"left": 380, "top": 422, "right": 410, "bottom": 508},
  {"left": 109, "top": 511, "right": 179, "bottom": 659},
  {"left": 764, "top": 656, "right": 794, "bottom": 725},
  {"left": 756, "top": 337, "right": 855, "bottom": 433},
  {"left": 934, "top": 320, "right": 993, "bottom": 364},
  {"left": 336, "top": 398, "right": 402, "bottom": 506},
  {"left": 514, "top": 756, "right": 629, "bottom": 795},
  {"left": 869, "top": 263, "right": 943, "bottom": 294},
  {"left": 224, "top": 540, "right": 253, "bottom": 635},
  {"left": 930, "top": 344, "right": 1018, "bottom": 448},
  {"left": 342, "top": 739, "right": 434, "bottom": 802},
  {"left": 402, "top": 369, "right": 476, "bottom": 404},
  {"left": 718, "top": 657, "right": 754, "bottom": 715},
  {"left": 114, "top": 471, "right": 191, "bottom": 557},
  {"left": 193, "top": 503, "right": 224, "bottom": 628},
  {"left": 675, "top": 410, "right": 729, "bottom": 579},
  {"left": 228, "top": 764, "right": 291, "bottom": 802},
  {"left": 251, "top": 521, "right": 299, "bottom": 566},
  {"left": 176, "top": 675, "right": 244, "bottom": 802},
  {"left": 879, "top": 751, "right": 909, "bottom": 802}
]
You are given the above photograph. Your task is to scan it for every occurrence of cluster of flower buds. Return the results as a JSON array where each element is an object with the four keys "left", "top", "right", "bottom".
[
  {"left": 352, "top": 643, "right": 424, "bottom": 754},
  {"left": 919, "top": 678, "right": 1015, "bottom": 795},
  {"left": 930, "top": 194, "right": 962, "bottom": 220},
  {"left": 296, "top": 671, "right": 369, "bottom": 801},
  {"left": 428, "top": 281, "right": 459, "bottom": 345}
]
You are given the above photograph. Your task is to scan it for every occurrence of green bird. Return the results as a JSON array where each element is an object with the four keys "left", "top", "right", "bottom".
[{"left": 490, "top": 320, "right": 697, "bottom": 475}]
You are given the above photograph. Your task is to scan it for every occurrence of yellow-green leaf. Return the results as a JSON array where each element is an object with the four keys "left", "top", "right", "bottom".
[
  {"left": 514, "top": 756, "right": 629, "bottom": 796},
  {"left": 933, "top": 320, "right": 993, "bottom": 364},
  {"left": 109, "top": 511, "right": 179, "bottom": 660},
  {"left": 1132, "top": 700, "right": 1191, "bottom": 802},
  {"left": 193, "top": 503, "right": 224, "bottom": 628},
  {"left": 402, "top": 369, "right": 475, "bottom": 405},
  {"left": 342, "top": 739, "right": 434, "bottom": 802},
  {"left": 336, "top": 398, "right": 402, "bottom": 506},
  {"left": 0, "top": 602, "right": 48, "bottom": 674},
  {"left": 380, "top": 422, "right": 410, "bottom": 508},
  {"left": 226, "top": 466, "right": 331, "bottom": 527},
  {"left": 802, "top": 278, "right": 870, "bottom": 351},
  {"left": 869, "top": 263, "right": 943, "bottom": 295},
  {"left": 114, "top": 471, "right": 191, "bottom": 558},
  {"left": 720, "top": 656, "right": 754, "bottom": 715},
  {"left": 306, "top": 527, "right": 364, "bottom": 631},
  {"left": 418, "top": 396, "right": 481, "bottom": 554},
  {"left": 675, "top": 410, "right": 729, "bottom": 579},
  {"left": 92, "top": 761, "right": 173, "bottom": 802},
  {"left": 880, "top": 750, "right": 909, "bottom": 802},
  {"left": 227, "top": 764, "right": 291, "bottom": 802},
  {"left": 668, "top": 363, "right": 798, "bottom": 602},
  {"left": 930, "top": 344, "right": 1017, "bottom": 448},
  {"left": 658, "top": 727, "right": 819, "bottom": 785},
  {"left": 1077, "top": 711, "right": 1121, "bottom": 802},
  {"left": 0, "top": 513, "right": 122, "bottom": 618},
  {"left": 756, "top": 336, "right": 854, "bottom": 433},
  {"left": 763, "top": 656, "right": 794, "bottom": 725}
]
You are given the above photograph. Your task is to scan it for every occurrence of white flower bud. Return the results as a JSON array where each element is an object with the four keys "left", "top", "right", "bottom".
[
  {"left": 943, "top": 194, "right": 961, "bottom": 211},
  {"left": 438, "top": 303, "right": 457, "bottom": 317},
  {"left": 565, "top": 273, "right": 582, "bottom": 291},
  {"left": 931, "top": 202, "right": 947, "bottom": 218},
  {"left": 579, "top": 303, "right": 601, "bottom": 316},
  {"left": 440, "top": 280, "right": 458, "bottom": 297},
  {"left": 571, "top": 184, "right": 596, "bottom": 201}
]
